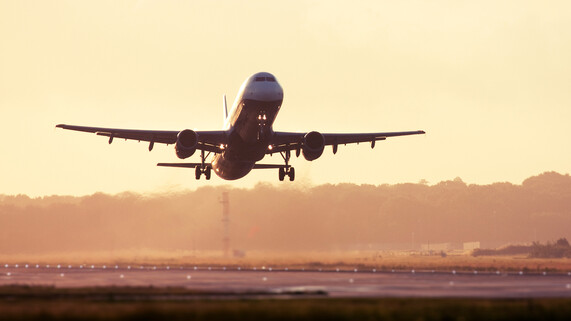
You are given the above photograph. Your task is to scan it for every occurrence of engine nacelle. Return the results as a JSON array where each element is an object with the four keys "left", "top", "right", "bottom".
[
  {"left": 175, "top": 129, "right": 198, "bottom": 159},
  {"left": 302, "top": 131, "right": 325, "bottom": 161}
]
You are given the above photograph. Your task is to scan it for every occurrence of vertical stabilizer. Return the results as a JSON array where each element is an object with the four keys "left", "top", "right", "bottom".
[{"left": 222, "top": 94, "right": 228, "bottom": 125}]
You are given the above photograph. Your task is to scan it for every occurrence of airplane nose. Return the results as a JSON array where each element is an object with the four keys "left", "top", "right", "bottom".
[
  {"left": 240, "top": 72, "right": 284, "bottom": 102},
  {"left": 244, "top": 80, "right": 284, "bottom": 102}
]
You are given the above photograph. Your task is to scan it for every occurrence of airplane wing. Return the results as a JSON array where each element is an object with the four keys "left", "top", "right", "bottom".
[
  {"left": 55, "top": 124, "right": 227, "bottom": 153},
  {"left": 270, "top": 130, "right": 425, "bottom": 153}
]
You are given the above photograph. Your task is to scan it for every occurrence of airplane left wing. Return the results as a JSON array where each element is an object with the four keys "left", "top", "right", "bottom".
[
  {"left": 55, "top": 124, "right": 227, "bottom": 153},
  {"left": 270, "top": 130, "right": 425, "bottom": 153}
]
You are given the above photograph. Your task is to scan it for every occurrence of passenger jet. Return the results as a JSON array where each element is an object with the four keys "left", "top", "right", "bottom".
[{"left": 57, "top": 72, "right": 425, "bottom": 181}]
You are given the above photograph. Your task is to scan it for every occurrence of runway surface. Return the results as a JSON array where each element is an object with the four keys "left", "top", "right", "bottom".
[{"left": 2, "top": 264, "right": 571, "bottom": 298}]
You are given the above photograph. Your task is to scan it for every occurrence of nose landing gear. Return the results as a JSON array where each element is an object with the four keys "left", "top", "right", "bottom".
[{"left": 257, "top": 111, "right": 268, "bottom": 141}]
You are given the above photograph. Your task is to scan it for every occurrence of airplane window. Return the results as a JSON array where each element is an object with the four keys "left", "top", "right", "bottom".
[
  {"left": 266, "top": 77, "right": 276, "bottom": 82},
  {"left": 255, "top": 77, "right": 265, "bottom": 81}
]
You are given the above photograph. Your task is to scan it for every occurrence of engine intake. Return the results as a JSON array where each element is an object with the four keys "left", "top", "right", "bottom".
[
  {"left": 175, "top": 129, "right": 198, "bottom": 159},
  {"left": 302, "top": 131, "right": 325, "bottom": 161}
]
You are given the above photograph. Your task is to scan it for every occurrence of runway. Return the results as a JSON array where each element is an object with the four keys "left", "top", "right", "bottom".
[{"left": 2, "top": 264, "right": 571, "bottom": 298}]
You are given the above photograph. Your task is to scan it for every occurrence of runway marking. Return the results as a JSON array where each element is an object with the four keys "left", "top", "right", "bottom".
[{"left": 3, "top": 262, "right": 571, "bottom": 277}]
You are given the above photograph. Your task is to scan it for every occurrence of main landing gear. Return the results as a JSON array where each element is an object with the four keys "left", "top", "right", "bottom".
[
  {"left": 195, "top": 150, "right": 211, "bottom": 180},
  {"left": 278, "top": 166, "right": 295, "bottom": 181},
  {"left": 195, "top": 165, "right": 211, "bottom": 180},
  {"left": 278, "top": 150, "right": 295, "bottom": 182}
]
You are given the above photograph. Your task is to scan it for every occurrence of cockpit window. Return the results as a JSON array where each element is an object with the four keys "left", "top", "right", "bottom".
[{"left": 254, "top": 76, "right": 276, "bottom": 82}]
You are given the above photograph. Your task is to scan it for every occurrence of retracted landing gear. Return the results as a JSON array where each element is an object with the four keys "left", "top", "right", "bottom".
[
  {"left": 278, "top": 150, "right": 295, "bottom": 182},
  {"left": 195, "top": 150, "right": 212, "bottom": 180}
]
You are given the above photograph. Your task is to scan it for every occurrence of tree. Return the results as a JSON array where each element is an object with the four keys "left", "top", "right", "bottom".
[{"left": 556, "top": 238, "right": 570, "bottom": 247}]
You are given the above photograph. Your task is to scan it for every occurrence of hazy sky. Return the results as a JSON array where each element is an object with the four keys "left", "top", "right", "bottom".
[{"left": 1, "top": 0, "right": 570, "bottom": 196}]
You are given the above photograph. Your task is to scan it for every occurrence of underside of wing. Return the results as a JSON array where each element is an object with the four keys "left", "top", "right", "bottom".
[
  {"left": 56, "top": 124, "right": 178, "bottom": 144},
  {"left": 322, "top": 130, "right": 425, "bottom": 145},
  {"left": 270, "top": 130, "right": 425, "bottom": 153},
  {"left": 56, "top": 124, "right": 227, "bottom": 153}
]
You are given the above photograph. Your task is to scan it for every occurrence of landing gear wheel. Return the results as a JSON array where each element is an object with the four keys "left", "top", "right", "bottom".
[
  {"left": 195, "top": 165, "right": 202, "bottom": 180},
  {"left": 288, "top": 167, "right": 295, "bottom": 181},
  {"left": 278, "top": 167, "right": 285, "bottom": 181},
  {"left": 205, "top": 166, "right": 211, "bottom": 180}
]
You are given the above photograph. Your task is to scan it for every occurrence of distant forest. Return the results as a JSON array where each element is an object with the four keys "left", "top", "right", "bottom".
[
  {"left": 473, "top": 238, "right": 571, "bottom": 258},
  {"left": 1, "top": 172, "right": 570, "bottom": 254}
]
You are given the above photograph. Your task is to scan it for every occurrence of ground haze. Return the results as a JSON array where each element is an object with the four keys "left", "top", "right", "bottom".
[{"left": 1, "top": 172, "right": 570, "bottom": 270}]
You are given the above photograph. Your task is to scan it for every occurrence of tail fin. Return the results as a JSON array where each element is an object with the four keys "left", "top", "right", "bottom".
[{"left": 222, "top": 94, "right": 228, "bottom": 125}]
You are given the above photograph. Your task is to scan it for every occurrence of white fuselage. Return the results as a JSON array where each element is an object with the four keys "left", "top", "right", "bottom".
[{"left": 211, "top": 72, "right": 284, "bottom": 179}]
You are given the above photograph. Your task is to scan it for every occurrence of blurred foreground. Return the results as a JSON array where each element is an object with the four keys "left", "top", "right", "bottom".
[{"left": 0, "top": 289, "right": 570, "bottom": 321}]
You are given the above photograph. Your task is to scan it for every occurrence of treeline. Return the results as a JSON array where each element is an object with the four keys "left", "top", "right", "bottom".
[
  {"left": 0, "top": 172, "right": 570, "bottom": 254},
  {"left": 472, "top": 245, "right": 532, "bottom": 256},
  {"left": 473, "top": 238, "right": 571, "bottom": 258},
  {"left": 530, "top": 238, "right": 571, "bottom": 258}
]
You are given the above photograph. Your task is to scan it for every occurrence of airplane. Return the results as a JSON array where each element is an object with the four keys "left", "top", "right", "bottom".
[{"left": 56, "top": 72, "right": 425, "bottom": 181}]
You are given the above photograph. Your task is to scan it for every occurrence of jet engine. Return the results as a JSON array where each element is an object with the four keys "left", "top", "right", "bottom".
[
  {"left": 175, "top": 129, "right": 198, "bottom": 159},
  {"left": 302, "top": 131, "right": 325, "bottom": 161}
]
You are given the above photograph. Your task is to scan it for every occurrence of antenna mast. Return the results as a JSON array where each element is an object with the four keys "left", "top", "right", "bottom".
[{"left": 220, "top": 191, "right": 230, "bottom": 257}]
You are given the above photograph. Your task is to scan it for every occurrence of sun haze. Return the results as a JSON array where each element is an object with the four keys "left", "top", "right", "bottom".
[{"left": 1, "top": 1, "right": 570, "bottom": 196}]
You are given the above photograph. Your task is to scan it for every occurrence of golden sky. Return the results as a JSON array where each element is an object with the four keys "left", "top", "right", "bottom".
[{"left": 1, "top": 0, "right": 570, "bottom": 196}]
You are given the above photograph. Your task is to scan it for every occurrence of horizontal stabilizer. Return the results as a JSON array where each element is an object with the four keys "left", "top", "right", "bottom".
[
  {"left": 157, "top": 163, "right": 290, "bottom": 169},
  {"left": 252, "top": 164, "right": 290, "bottom": 169},
  {"left": 157, "top": 163, "right": 205, "bottom": 168}
]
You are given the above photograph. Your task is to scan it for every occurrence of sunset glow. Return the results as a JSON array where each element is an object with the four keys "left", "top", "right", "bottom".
[{"left": 1, "top": 1, "right": 570, "bottom": 196}]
